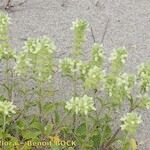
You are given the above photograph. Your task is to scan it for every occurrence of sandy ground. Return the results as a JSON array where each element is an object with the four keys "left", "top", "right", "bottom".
[{"left": 0, "top": 0, "right": 150, "bottom": 149}]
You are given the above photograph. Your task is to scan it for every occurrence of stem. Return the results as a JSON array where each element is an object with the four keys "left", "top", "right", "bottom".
[
  {"left": 73, "top": 113, "right": 76, "bottom": 131},
  {"left": 3, "top": 114, "right": 6, "bottom": 132},
  {"left": 72, "top": 71, "right": 77, "bottom": 130},
  {"left": 6, "top": 60, "right": 9, "bottom": 97},
  {"left": 38, "top": 99, "right": 42, "bottom": 122},
  {"left": 81, "top": 115, "right": 88, "bottom": 149},
  {"left": 93, "top": 89, "right": 99, "bottom": 119},
  {"left": 85, "top": 115, "right": 88, "bottom": 139},
  {"left": 37, "top": 82, "right": 43, "bottom": 123},
  {"left": 99, "top": 125, "right": 107, "bottom": 148},
  {"left": 5, "top": 59, "right": 13, "bottom": 101},
  {"left": 73, "top": 78, "right": 77, "bottom": 97},
  {"left": 103, "top": 127, "right": 121, "bottom": 149}
]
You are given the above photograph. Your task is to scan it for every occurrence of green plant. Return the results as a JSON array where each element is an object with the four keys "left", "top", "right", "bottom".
[{"left": 0, "top": 12, "right": 150, "bottom": 150}]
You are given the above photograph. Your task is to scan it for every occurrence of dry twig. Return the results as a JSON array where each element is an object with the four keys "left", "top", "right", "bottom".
[{"left": 101, "top": 18, "right": 110, "bottom": 44}]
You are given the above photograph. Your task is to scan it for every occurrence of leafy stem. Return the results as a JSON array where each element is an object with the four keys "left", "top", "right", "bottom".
[{"left": 102, "top": 102, "right": 138, "bottom": 150}]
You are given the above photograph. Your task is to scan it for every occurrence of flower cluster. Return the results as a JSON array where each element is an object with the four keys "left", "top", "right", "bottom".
[
  {"left": 23, "top": 37, "right": 54, "bottom": 54},
  {"left": 71, "top": 19, "right": 88, "bottom": 55},
  {"left": 110, "top": 48, "right": 128, "bottom": 74},
  {"left": 0, "top": 44, "right": 4, "bottom": 59},
  {"left": 116, "top": 73, "right": 135, "bottom": 95},
  {"left": 139, "top": 94, "right": 150, "bottom": 109},
  {"left": 106, "top": 73, "right": 135, "bottom": 106},
  {"left": 0, "top": 44, "right": 16, "bottom": 60},
  {"left": 60, "top": 58, "right": 83, "bottom": 78},
  {"left": 120, "top": 112, "right": 142, "bottom": 134},
  {"left": 91, "top": 43, "right": 104, "bottom": 67},
  {"left": 15, "top": 37, "right": 55, "bottom": 82},
  {"left": 79, "top": 63, "right": 90, "bottom": 80},
  {"left": 65, "top": 95, "right": 96, "bottom": 115},
  {"left": 60, "top": 57, "right": 105, "bottom": 89},
  {"left": 0, "top": 12, "right": 15, "bottom": 61},
  {"left": 138, "top": 61, "right": 150, "bottom": 93},
  {"left": 0, "top": 12, "right": 9, "bottom": 40},
  {"left": 84, "top": 66, "right": 104, "bottom": 89},
  {"left": 0, "top": 101, "right": 16, "bottom": 116}
]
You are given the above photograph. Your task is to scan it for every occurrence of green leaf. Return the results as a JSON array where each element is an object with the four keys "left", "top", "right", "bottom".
[
  {"left": 43, "top": 102, "right": 56, "bottom": 114},
  {"left": 22, "top": 130, "right": 40, "bottom": 140},
  {"left": 29, "top": 121, "right": 43, "bottom": 131},
  {"left": 90, "top": 131, "right": 101, "bottom": 148},
  {"left": 16, "top": 120, "right": 26, "bottom": 130},
  {"left": 76, "top": 123, "right": 86, "bottom": 138},
  {"left": 54, "top": 111, "right": 60, "bottom": 124},
  {"left": 44, "top": 124, "right": 53, "bottom": 136}
]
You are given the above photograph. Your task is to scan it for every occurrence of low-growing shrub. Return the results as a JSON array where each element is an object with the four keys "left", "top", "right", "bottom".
[{"left": 0, "top": 12, "right": 150, "bottom": 150}]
